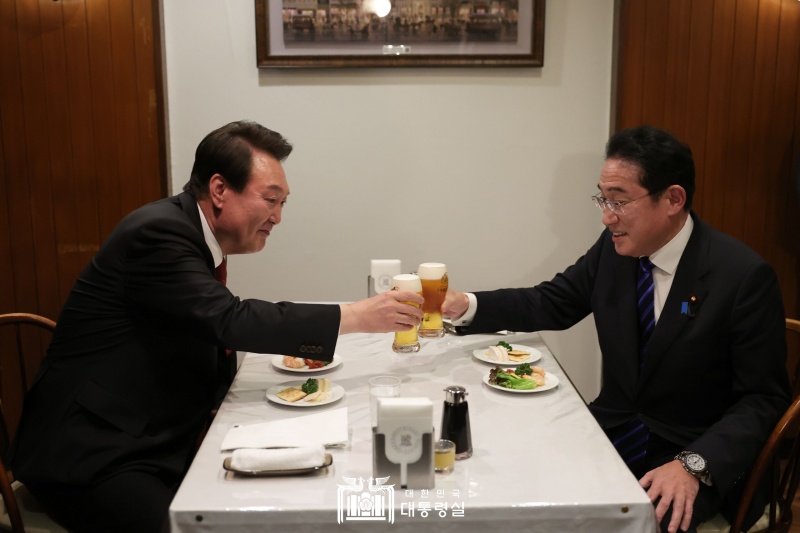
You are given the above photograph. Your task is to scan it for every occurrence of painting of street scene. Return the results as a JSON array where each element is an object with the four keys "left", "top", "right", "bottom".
[{"left": 282, "top": 0, "right": 519, "bottom": 44}]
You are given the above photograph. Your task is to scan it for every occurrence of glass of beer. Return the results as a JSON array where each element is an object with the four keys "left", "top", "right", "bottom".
[
  {"left": 417, "top": 263, "right": 448, "bottom": 338},
  {"left": 391, "top": 274, "right": 422, "bottom": 353}
]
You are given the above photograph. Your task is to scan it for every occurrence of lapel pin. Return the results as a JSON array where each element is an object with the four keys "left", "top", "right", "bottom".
[{"left": 681, "top": 295, "right": 698, "bottom": 317}]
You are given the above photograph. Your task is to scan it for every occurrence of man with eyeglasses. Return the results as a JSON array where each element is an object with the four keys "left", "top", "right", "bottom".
[{"left": 443, "top": 125, "right": 790, "bottom": 533}]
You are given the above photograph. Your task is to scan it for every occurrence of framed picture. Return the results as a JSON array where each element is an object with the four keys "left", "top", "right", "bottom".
[{"left": 255, "top": 0, "right": 545, "bottom": 68}]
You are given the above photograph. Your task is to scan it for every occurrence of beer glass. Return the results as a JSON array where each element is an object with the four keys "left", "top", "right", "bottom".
[
  {"left": 417, "top": 263, "right": 448, "bottom": 338},
  {"left": 391, "top": 274, "right": 422, "bottom": 353}
]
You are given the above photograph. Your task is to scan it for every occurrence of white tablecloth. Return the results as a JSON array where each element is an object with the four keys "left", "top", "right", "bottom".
[{"left": 169, "top": 331, "right": 657, "bottom": 532}]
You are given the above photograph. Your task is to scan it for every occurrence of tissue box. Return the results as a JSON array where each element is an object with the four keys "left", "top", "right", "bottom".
[{"left": 373, "top": 397, "right": 434, "bottom": 489}]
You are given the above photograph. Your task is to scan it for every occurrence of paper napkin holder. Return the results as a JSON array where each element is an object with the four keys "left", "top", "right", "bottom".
[
  {"left": 372, "top": 397, "right": 434, "bottom": 489},
  {"left": 368, "top": 259, "right": 402, "bottom": 297}
]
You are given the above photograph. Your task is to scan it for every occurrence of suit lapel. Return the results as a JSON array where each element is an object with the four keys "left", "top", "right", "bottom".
[
  {"left": 639, "top": 214, "right": 711, "bottom": 385},
  {"left": 600, "top": 252, "right": 641, "bottom": 395},
  {"left": 177, "top": 192, "right": 215, "bottom": 273}
]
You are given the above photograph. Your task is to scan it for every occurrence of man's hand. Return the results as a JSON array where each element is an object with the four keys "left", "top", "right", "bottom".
[
  {"left": 442, "top": 289, "right": 469, "bottom": 320},
  {"left": 640, "top": 460, "right": 700, "bottom": 533},
  {"left": 339, "top": 291, "right": 424, "bottom": 335}
]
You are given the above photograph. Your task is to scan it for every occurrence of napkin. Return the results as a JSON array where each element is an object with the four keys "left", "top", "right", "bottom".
[
  {"left": 229, "top": 445, "right": 325, "bottom": 472},
  {"left": 220, "top": 407, "right": 348, "bottom": 451}
]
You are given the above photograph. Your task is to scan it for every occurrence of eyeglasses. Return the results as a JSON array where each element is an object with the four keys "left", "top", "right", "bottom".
[{"left": 590, "top": 192, "right": 653, "bottom": 215}]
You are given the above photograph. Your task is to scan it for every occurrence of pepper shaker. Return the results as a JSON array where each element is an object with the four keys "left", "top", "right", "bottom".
[{"left": 440, "top": 385, "right": 472, "bottom": 459}]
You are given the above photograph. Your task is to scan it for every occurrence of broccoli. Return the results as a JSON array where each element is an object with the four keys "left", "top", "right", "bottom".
[
  {"left": 515, "top": 363, "right": 533, "bottom": 376},
  {"left": 301, "top": 378, "right": 319, "bottom": 394},
  {"left": 496, "top": 341, "right": 512, "bottom": 351}
]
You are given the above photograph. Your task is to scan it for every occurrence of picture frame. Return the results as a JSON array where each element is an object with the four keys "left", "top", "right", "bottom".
[{"left": 255, "top": 0, "right": 545, "bottom": 68}]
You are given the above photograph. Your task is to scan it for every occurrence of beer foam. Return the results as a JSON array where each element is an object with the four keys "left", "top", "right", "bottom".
[
  {"left": 417, "top": 263, "right": 447, "bottom": 279},
  {"left": 392, "top": 274, "right": 422, "bottom": 292}
]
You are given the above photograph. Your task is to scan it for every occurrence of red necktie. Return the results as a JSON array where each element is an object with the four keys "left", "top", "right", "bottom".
[
  {"left": 214, "top": 257, "right": 231, "bottom": 357},
  {"left": 215, "top": 257, "right": 227, "bottom": 285}
]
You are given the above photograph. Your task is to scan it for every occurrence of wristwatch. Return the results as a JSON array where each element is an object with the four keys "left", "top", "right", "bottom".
[{"left": 675, "top": 451, "right": 709, "bottom": 481}]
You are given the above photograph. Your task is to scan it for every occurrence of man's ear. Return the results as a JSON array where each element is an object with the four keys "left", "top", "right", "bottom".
[
  {"left": 665, "top": 185, "right": 687, "bottom": 213},
  {"left": 208, "top": 174, "right": 226, "bottom": 208}
]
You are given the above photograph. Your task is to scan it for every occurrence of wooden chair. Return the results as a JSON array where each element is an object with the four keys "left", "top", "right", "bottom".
[
  {"left": 698, "top": 393, "right": 800, "bottom": 533},
  {"left": 785, "top": 318, "right": 800, "bottom": 400},
  {"left": 0, "top": 313, "right": 66, "bottom": 532}
]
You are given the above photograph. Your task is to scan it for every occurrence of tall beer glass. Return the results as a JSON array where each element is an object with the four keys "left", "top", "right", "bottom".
[
  {"left": 418, "top": 262, "right": 448, "bottom": 338},
  {"left": 392, "top": 274, "right": 422, "bottom": 353}
]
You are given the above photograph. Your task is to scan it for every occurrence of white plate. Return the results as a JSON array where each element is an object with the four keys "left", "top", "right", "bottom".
[
  {"left": 482, "top": 371, "right": 559, "bottom": 393},
  {"left": 472, "top": 344, "right": 542, "bottom": 365},
  {"left": 266, "top": 380, "right": 345, "bottom": 407},
  {"left": 271, "top": 354, "right": 342, "bottom": 373}
]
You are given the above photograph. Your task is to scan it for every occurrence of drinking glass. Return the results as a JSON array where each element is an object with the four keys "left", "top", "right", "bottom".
[
  {"left": 417, "top": 263, "right": 448, "bottom": 338},
  {"left": 391, "top": 274, "right": 422, "bottom": 353},
  {"left": 434, "top": 439, "right": 456, "bottom": 473},
  {"left": 369, "top": 375, "right": 401, "bottom": 427}
]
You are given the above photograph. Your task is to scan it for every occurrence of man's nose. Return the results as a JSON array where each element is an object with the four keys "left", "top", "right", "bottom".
[
  {"left": 270, "top": 205, "right": 282, "bottom": 224},
  {"left": 601, "top": 206, "right": 618, "bottom": 226}
]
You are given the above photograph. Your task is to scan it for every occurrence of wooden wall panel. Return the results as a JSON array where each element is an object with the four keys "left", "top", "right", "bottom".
[
  {"left": 63, "top": 0, "right": 103, "bottom": 272},
  {"left": 133, "top": 0, "right": 165, "bottom": 203},
  {"left": 615, "top": 0, "right": 800, "bottom": 319},
  {"left": 86, "top": 0, "right": 123, "bottom": 242},
  {"left": 0, "top": 0, "right": 165, "bottom": 437}
]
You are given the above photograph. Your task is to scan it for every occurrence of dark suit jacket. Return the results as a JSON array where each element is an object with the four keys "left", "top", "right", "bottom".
[
  {"left": 459, "top": 213, "right": 790, "bottom": 524},
  {"left": 9, "top": 193, "right": 341, "bottom": 488}
]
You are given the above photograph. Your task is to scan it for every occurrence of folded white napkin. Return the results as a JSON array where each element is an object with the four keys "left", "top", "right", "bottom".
[
  {"left": 230, "top": 445, "right": 325, "bottom": 472},
  {"left": 220, "top": 407, "right": 348, "bottom": 451}
]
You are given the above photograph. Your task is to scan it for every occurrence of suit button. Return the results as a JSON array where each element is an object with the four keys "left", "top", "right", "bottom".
[{"left": 300, "top": 346, "right": 307, "bottom": 353}]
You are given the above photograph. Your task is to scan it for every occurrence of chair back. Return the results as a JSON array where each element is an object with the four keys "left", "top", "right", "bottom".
[
  {"left": 0, "top": 312, "right": 56, "bottom": 533},
  {"left": 786, "top": 318, "right": 800, "bottom": 400},
  {"left": 727, "top": 394, "right": 800, "bottom": 533},
  {"left": 0, "top": 313, "right": 55, "bottom": 457}
]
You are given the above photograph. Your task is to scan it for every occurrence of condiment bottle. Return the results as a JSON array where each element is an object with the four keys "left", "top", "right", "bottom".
[{"left": 440, "top": 385, "right": 472, "bottom": 459}]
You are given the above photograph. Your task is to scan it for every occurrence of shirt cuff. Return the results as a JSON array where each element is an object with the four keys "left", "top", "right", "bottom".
[{"left": 451, "top": 293, "right": 478, "bottom": 326}]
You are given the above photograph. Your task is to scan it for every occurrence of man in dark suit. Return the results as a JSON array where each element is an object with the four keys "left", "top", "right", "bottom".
[
  {"left": 9, "top": 120, "right": 424, "bottom": 533},
  {"left": 443, "top": 125, "right": 791, "bottom": 533}
]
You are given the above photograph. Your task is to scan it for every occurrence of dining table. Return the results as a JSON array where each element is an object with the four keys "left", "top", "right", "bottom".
[{"left": 168, "top": 329, "right": 657, "bottom": 532}]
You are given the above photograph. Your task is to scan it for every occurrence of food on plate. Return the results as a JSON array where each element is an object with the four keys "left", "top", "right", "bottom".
[
  {"left": 484, "top": 341, "right": 530, "bottom": 362},
  {"left": 274, "top": 378, "right": 332, "bottom": 403},
  {"left": 301, "top": 378, "right": 319, "bottom": 394},
  {"left": 281, "top": 356, "right": 331, "bottom": 370},
  {"left": 514, "top": 363, "right": 545, "bottom": 378},
  {"left": 507, "top": 349, "right": 531, "bottom": 362},
  {"left": 282, "top": 356, "right": 306, "bottom": 369},
  {"left": 514, "top": 363, "right": 533, "bottom": 376},
  {"left": 305, "top": 378, "right": 331, "bottom": 402},
  {"left": 276, "top": 387, "right": 307, "bottom": 402},
  {"left": 488, "top": 365, "right": 546, "bottom": 390},
  {"left": 484, "top": 345, "right": 510, "bottom": 362},
  {"left": 529, "top": 372, "right": 545, "bottom": 387}
]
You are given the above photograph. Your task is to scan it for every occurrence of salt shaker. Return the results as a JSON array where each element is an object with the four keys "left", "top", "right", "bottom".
[{"left": 440, "top": 385, "right": 472, "bottom": 459}]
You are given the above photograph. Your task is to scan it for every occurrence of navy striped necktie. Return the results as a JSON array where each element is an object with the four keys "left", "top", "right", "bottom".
[
  {"left": 611, "top": 256, "right": 656, "bottom": 475},
  {"left": 637, "top": 256, "right": 656, "bottom": 356}
]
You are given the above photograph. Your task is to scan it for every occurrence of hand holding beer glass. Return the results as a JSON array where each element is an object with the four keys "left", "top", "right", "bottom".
[
  {"left": 418, "top": 263, "right": 448, "bottom": 338},
  {"left": 391, "top": 274, "right": 423, "bottom": 353}
]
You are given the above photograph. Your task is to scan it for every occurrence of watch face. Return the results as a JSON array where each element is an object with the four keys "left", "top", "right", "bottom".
[{"left": 685, "top": 453, "right": 706, "bottom": 472}]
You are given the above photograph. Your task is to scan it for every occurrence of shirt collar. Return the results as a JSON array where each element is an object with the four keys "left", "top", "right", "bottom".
[
  {"left": 197, "top": 202, "right": 224, "bottom": 268},
  {"left": 647, "top": 214, "right": 694, "bottom": 275}
]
